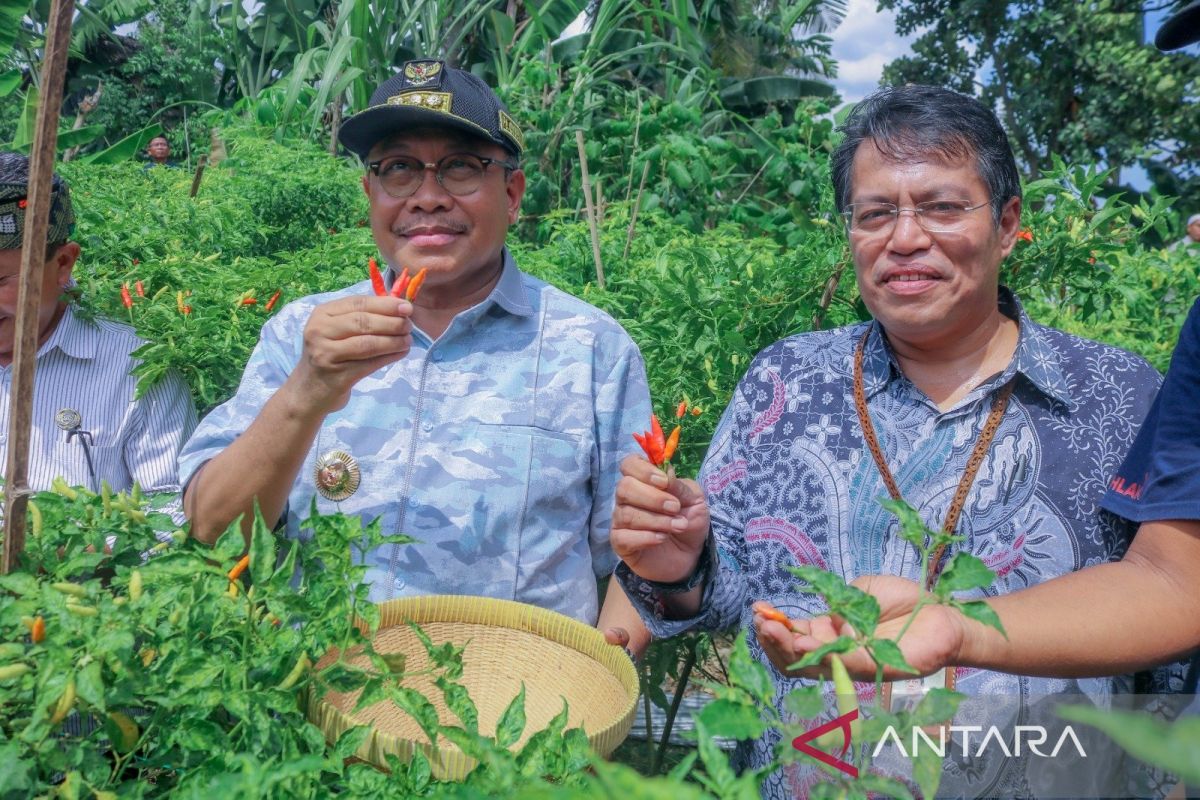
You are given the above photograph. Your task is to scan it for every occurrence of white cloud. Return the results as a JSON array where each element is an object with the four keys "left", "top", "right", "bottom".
[{"left": 829, "top": 0, "right": 916, "bottom": 104}]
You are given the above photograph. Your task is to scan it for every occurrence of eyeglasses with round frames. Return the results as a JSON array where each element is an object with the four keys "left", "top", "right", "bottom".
[
  {"left": 366, "top": 153, "right": 518, "bottom": 199},
  {"left": 842, "top": 199, "right": 991, "bottom": 235}
]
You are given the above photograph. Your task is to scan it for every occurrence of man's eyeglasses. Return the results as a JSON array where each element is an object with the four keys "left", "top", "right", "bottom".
[
  {"left": 841, "top": 200, "right": 991, "bottom": 235},
  {"left": 366, "top": 153, "right": 518, "bottom": 199}
]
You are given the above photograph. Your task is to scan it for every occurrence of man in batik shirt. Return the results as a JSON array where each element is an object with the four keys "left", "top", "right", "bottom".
[
  {"left": 180, "top": 61, "right": 651, "bottom": 650},
  {"left": 610, "top": 85, "right": 1178, "bottom": 796}
]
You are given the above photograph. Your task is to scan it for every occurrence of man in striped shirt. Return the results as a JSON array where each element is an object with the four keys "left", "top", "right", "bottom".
[{"left": 0, "top": 151, "right": 196, "bottom": 496}]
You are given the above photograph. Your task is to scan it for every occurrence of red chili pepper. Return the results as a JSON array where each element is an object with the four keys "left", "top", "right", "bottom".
[
  {"left": 240, "top": 297, "right": 258, "bottom": 306},
  {"left": 132, "top": 258, "right": 139, "bottom": 265},
  {"left": 390, "top": 268, "right": 411, "bottom": 298},
  {"left": 18, "top": 199, "right": 27, "bottom": 209},
  {"left": 676, "top": 401, "right": 688, "bottom": 419},
  {"left": 264, "top": 290, "right": 282, "bottom": 312},
  {"left": 632, "top": 413, "right": 667, "bottom": 466},
  {"left": 228, "top": 554, "right": 250, "bottom": 582},
  {"left": 406, "top": 268, "right": 428, "bottom": 301},
  {"left": 31, "top": 615, "right": 45, "bottom": 644},
  {"left": 368, "top": 257, "right": 387, "bottom": 296},
  {"left": 135, "top": 280, "right": 145, "bottom": 298},
  {"left": 120, "top": 284, "right": 133, "bottom": 309},
  {"left": 1017, "top": 228, "right": 1033, "bottom": 243}
]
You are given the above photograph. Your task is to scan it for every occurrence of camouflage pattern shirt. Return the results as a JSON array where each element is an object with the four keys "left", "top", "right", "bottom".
[{"left": 180, "top": 250, "right": 651, "bottom": 623}]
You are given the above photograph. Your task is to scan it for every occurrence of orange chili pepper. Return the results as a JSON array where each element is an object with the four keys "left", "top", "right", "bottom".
[
  {"left": 390, "top": 268, "right": 411, "bottom": 298},
  {"left": 368, "top": 257, "right": 386, "bottom": 296},
  {"left": 30, "top": 615, "right": 45, "bottom": 644},
  {"left": 120, "top": 284, "right": 133, "bottom": 309},
  {"left": 240, "top": 297, "right": 258, "bottom": 306},
  {"left": 662, "top": 425, "right": 681, "bottom": 462},
  {"left": 135, "top": 280, "right": 145, "bottom": 298},
  {"left": 752, "top": 601, "right": 794, "bottom": 628},
  {"left": 1017, "top": 228, "right": 1033, "bottom": 243},
  {"left": 227, "top": 554, "right": 250, "bottom": 582},
  {"left": 264, "top": 289, "right": 282, "bottom": 312},
  {"left": 405, "top": 268, "right": 428, "bottom": 301},
  {"left": 676, "top": 401, "right": 688, "bottom": 418}
]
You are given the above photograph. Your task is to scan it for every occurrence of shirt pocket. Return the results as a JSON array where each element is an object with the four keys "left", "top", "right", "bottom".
[
  {"left": 471, "top": 423, "right": 591, "bottom": 585},
  {"left": 50, "top": 440, "right": 124, "bottom": 490}
]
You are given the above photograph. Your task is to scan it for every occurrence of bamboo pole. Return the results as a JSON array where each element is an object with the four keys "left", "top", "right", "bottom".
[
  {"left": 3, "top": 0, "right": 77, "bottom": 574},
  {"left": 575, "top": 130, "right": 606, "bottom": 290},
  {"left": 623, "top": 161, "right": 651, "bottom": 262}
]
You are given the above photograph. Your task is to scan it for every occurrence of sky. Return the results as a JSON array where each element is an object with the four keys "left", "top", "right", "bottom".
[{"left": 828, "top": 0, "right": 915, "bottom": 105}]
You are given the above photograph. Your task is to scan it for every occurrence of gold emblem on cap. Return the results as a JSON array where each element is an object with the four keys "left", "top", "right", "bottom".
[
  {"left": 54, "top": 408, "right": 82, "bottom": 431},
  {"left": 314, "top": 450, "right": 361, "bottom": 502},
  {"left": 404, "top": 61, "right": 442, "bottom": 86},
  {"left": 388, "top": 90, "right": 452, "bottom": 114},
  {"left": 498, "top": 110, "right": 525, "bottom": 152}
]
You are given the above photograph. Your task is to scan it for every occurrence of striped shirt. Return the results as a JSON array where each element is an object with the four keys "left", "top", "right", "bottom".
[{"left": 0, "top": 304, "right": 197, "bottom": 495}]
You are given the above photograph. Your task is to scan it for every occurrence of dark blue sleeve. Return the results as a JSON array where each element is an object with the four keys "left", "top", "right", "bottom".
[{"left": 1101, "top": 297, "right": 1200, "bottom": 522}]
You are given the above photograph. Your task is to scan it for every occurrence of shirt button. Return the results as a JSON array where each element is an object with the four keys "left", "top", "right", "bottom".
[
  {"left": 421, "top": 421, "right": 433, "bottom": 432},
  {"left": 393, "top": 577, "right": 406, "bottom": 590},
  {"left": 431, "top": 352, "right": 443, "bottom": 363}
]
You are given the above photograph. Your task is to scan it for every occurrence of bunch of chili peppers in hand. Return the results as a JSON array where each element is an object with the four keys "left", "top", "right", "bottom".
[
  {"left": 633, "top": 400, "right": 702, "bottom": 471},
  {"left": 368, "top": 257, "right": 428, "bottom": 301}
]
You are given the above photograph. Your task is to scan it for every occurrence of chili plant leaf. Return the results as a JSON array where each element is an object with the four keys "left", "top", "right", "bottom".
[
  {"left": 213, "top": 518, "right": 246, "bottom": 562},
  {"left": 911, "top": 688, "right": 965, "bottom": 728},
  {"left": 783, "top": 684, "right": 824, "bottom": 719},
  {"left": 934, "top": 552, "right": 997, "bottom": 596},
  {"left": 248, "top": 505, "right": 276, "bottom": 586},
  {"left": 1057, "top": 706, "right": 1200, "bottom": 784},
  {"left": 789, "top": 635, "right": 856, "bottom": 671},
  {"left": 787, "top": 565, "right": 880, "bottom": 638},
  {"left": 911, "top": 738, "right": 945, "bottom": 799},
  {"left": 953, "top": 599, "right": 1007, "bottom": 636},
  {"left": 495, "top": 684, "right": 527, "bottom": 748},
  {"left": 332, "top": 725, "right": 371, "bottom": 766},
  {"left": 391, "top": 686, "right": 441, "bottom": 745},
  {"left": 727, "top": 631, "right": 774, "bottom": 704},
  {"left": 697, "top": 698, "right": 766, "bottom": 740},
  {"left": 436, "top": 676, "right": 479, "bottom": 734},
  {"left": 867, "top": 638, "right": 918, "bottom": 676}
]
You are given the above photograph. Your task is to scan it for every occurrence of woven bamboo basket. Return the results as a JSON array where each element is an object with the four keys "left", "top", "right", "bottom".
[{"left": 306, "top": 595, "right": 639, "bottom": 779}]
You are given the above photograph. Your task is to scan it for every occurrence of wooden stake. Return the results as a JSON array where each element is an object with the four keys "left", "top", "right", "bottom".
[
  {"left": 623, "top": 161, "right": 651, "bottom": 262},
  {"left": 3, "top": 0, "right": 77, "bottom": 574},
  {"left": 189, "top": 155, "right": 208, "bottom": 198},
  {"left": 575, "top": 130, "right": 605, "bottom": 290}
]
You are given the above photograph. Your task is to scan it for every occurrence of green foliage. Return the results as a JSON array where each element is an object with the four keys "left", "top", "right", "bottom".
[
  {"left": 1058, "top": 705, "right": 1200, "bottom": 785},
  {"left": 2, "top": 483, "right": 742, "bottom": 798},
  {"left": 879, "top": 0, "right": 1200, "bottom": 200}
]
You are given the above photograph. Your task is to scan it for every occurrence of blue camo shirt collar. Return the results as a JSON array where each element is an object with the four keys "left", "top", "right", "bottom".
[
  {"left": 861, "top": 286, "right": 1073, "bottom": 407},
  {"left": 386, "top": 247, "right": 533, "bottom": 321}
]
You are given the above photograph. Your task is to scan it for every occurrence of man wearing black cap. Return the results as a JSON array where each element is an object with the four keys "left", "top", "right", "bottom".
[
  {"left": 179, "top": 62, "right": 653, "bottom": 653},
  {"left": 0, "top": 151, "right": 196, "bottom": 497},
  {"left": 777, "top": 3, "right": 1200, "bottom": 697}
]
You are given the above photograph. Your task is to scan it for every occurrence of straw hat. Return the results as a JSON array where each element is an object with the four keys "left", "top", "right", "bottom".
[{"left": 307, "top": 595, "right": 639, "bottom": 779}]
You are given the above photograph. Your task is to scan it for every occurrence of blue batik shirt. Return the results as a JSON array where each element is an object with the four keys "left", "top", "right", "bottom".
[
  {"left": 180, "top": 249, "right": 651, "bottom": 623},
  {"left": 619, "top": 289, "right": 1177, "bottom": 798}
]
